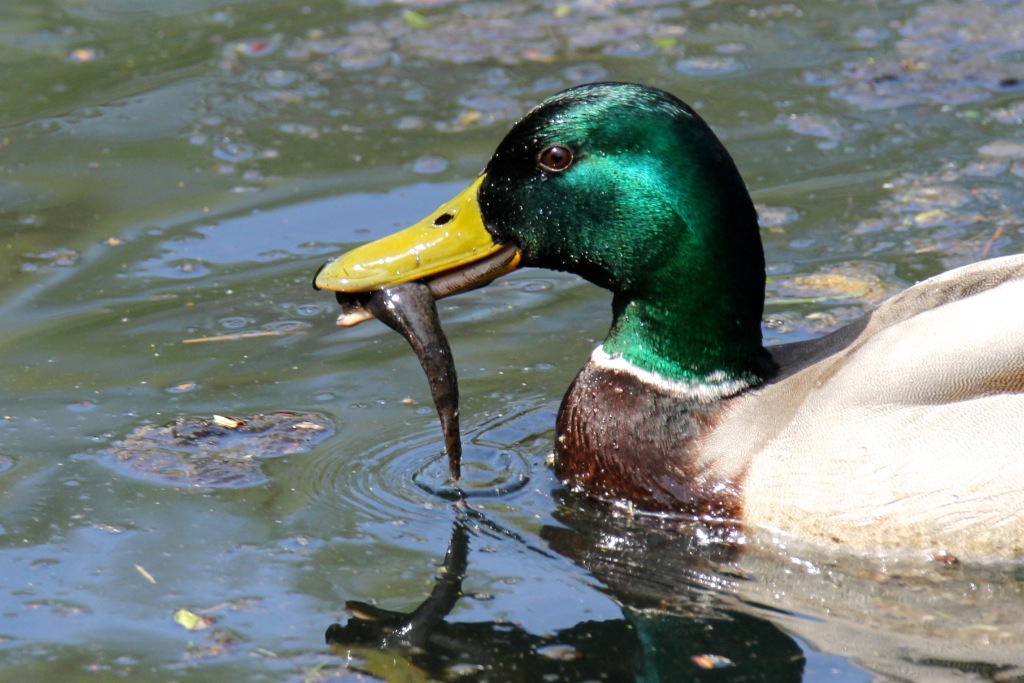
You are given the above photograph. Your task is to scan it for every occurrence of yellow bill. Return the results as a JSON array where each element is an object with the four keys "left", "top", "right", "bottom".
[{"left": 313, "top": 174, "right": 521, "bottom": 326}]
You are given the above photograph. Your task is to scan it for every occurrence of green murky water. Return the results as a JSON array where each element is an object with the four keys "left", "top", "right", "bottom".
[{"left": 2, "top": 1, "right": 1024, "bottom": 680}]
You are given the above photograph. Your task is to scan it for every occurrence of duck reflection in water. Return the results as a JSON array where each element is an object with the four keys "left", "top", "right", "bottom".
[
  {"left": 327, "top": 499, "right": 1024, "bottom": 682},
  {"left": 326, "top": 506, "right": 805, "bottom": 682}
]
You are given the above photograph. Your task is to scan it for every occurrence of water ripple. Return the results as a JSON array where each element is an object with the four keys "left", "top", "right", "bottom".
[{"left": 301, "top": 404, "right": 553, "bottom": 525}]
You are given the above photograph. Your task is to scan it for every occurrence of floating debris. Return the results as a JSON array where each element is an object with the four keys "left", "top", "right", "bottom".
[
  {"left": 182, "top": 329, "right": 305, "bottom": 344},
  {"left": 767, "top": 262, "right": 897, "bottom": 307},
  {"left": 932, "top": 550, "right": 960, "bottom": 566},
  {"left": 174, "top": 608, "right": 213, "bottom": 631},
  {"left": 824, "top": 2, "right": 1024, "bottom": 110},
  {"left": 68, "top": 47, "right": 100, "bottom": 63},
  {"left": 135, "top": 564, "right": 157, "bottom": 585},
  {"left": 847, "top": 148, "right": 1024, "bottom": 271},
  {"left": 692, "top": 653, "right": 734, "bottom": 669},
  {"left": 211, "top": 414, "right": 245, "bottom": 429},
  {"left": 21, "top": 248, "right": 80, "bottom": 271},
  {"left": 104, "top": 412, "right": 333, "bottom": 488},
  {"left": 536, "top": 644, "right": 581, "bottom": 662}
]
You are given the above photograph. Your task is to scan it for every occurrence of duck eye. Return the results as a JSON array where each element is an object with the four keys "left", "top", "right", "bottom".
[{"left": 537, "top": 145, "right": 574, "bottom": 173}]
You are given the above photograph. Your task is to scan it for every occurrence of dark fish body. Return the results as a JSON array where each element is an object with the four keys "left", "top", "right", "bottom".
[{"left": 364, "top": 283, "right": 462, "bottom": 480}]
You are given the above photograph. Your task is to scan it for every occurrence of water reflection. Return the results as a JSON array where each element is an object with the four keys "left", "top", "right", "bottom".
[
  {"left": 328, "top": 497, "right": 1024, "bottom": 682},
  {"left": 327, "top": 506, "right": 804, "bottom": 681}
]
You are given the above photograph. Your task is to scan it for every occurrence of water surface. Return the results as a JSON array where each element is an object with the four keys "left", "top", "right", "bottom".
[{"left": 2, "top": 1, "right": 1024, "bottom": 680}]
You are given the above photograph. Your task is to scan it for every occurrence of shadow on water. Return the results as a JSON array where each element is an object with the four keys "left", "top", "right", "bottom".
[{"left": 326, "top": 494, "right": 1024, "bottom": 682}]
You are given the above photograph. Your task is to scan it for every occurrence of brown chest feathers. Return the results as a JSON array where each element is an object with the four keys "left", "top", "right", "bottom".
[{"left": 553, "top": 362, "right": 744, "bottom": 527}]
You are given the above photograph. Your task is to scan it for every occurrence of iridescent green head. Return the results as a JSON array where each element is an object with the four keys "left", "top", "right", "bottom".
[{"left": 480, "top": 83, "right": 771, "bottom": 383}]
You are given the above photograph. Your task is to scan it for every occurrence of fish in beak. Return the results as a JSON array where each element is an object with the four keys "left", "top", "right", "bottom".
[{"left": 313, "top": 175, "right": 522, "bottom": 481}]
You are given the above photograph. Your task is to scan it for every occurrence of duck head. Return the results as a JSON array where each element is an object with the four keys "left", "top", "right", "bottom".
[{"left": 314, "top": 82, "right": 772, "bottom": 384}]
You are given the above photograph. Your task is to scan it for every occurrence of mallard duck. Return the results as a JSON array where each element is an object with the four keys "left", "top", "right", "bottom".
[{"left": 314, "top": 82, "right": 1024, "bottom": 560}]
